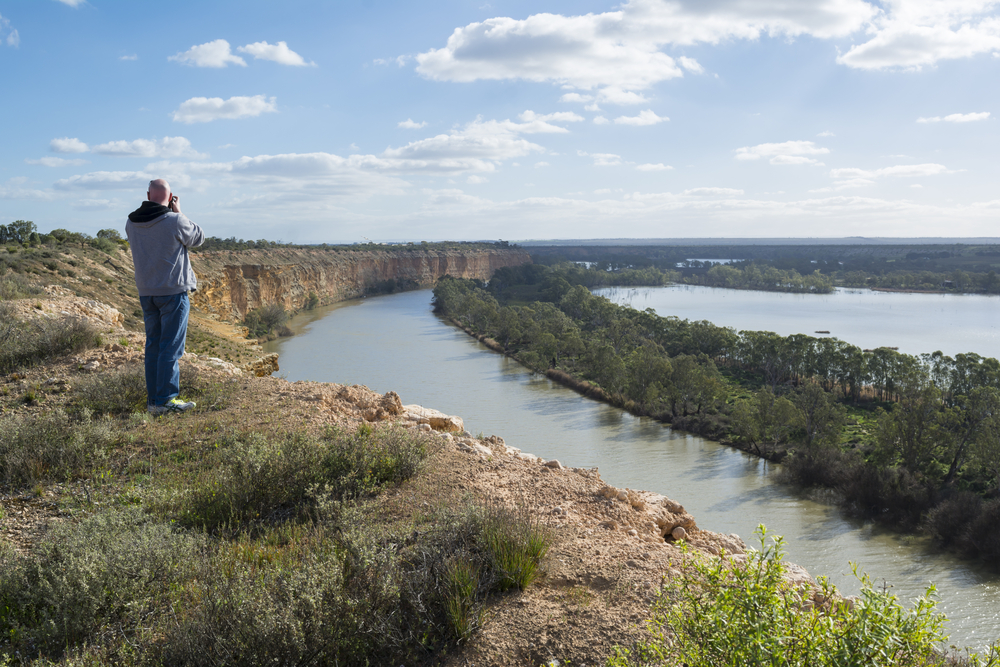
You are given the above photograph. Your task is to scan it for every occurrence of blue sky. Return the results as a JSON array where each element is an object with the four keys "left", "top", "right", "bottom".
[{"left": 1, "top": 0, "right": 998, "bottom": 243}]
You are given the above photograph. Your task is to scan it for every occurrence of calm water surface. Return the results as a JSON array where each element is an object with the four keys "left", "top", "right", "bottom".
[
  {"left": 267, "top": 289, "right": 1000, "bottom": 650},
  {"left": 596, "top": 285, "right": 1000, "bottom": 359}
]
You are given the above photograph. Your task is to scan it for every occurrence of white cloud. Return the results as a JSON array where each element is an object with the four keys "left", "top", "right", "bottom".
[
  {"left": 817, "top": 130, "right": 836, "bottom": 137},
  {"left": 593, "top": 116, "right": 610, "bottom": 125},
  {"left": 0, "top": 178, "right": 57, "bottom": 201},
  {"left": 684, "top": 187, "right": 744, "bottom": 196},
  {"left": 6, "top": 28, "right": 19, "bottom": 47},
  {"left": 26, "top": 157, "right": 90, "bottom": 167},
  {"left": 578, "top": 150, "right": 622, "bottom": 166},
  {"left": 416, "top": 0, "right": 876, "bottom": 100},
  {"left": 119, "top": 54, "right": 138, "bottom": 61},
  {"left": 585, "top": 103, "right": 602, "bottom": 112},
  {"left": 614, "top": 109, "right": 668, "bottom": 126},
  {"left": 1, "top": 14, "right": 18, "bottom": 48},
  {"left": 636, "top": 163, "right": 673, "bottom": 171},
  {"left": 54, "top": 171, "right": 157, "bottom": 191},
  {"left": 517, "top": 110, "right": 585, "bottom": 132},
  {"left": 735, "top": 140, "right": 829, "bottom": 163},
  {"left": 54, "top": 0, "right": 86, "bottom": 6},
  {"left": 168, "top": 40, "right": 247, "bottom": 68},
  {"left": 398, "top": 119, "right": 428, "bottom": 129},
  {"left": 534, "top": 161, "right": 550, "bottom": 168},
  {"left": 770, "top": 155, "right": 825, "bottom": 166},
  {"left": 73, "top": 198, "right": 121, "bottom": 211},
  {"left": 237, "top": 41, "right": 315, "bottom": 67},
  {"left": 467, "top": 175, "right": 489, "bottom": 184},
  {"left": 917, "top": 111, "right": 991, "bottom": 123},
  {"left": 678, "top": 56, "right": 704, "bottom": 74},
  {"left": 830, "top": 163, "right": 953, "bottom": 179},
  {"left": 837, "top": 3, "right": 1000, "bottom": 70},
  {"left": 50, "top": 137, "right": 89, "bottom": 153},
  {"left": 560, "top": 93, "right": 594, "bottom": 103},
  {"left": 171, "top": 95, "right": 277, "bottom": 124},
  {"left": 91, "top": 137, "right": 207, "bottom": 159},
  {"left": 598, "top": 87, "right": 650, "bottom": 105},
  {"left": 911, "top": 183, "right": 924, "bottom": 188}
]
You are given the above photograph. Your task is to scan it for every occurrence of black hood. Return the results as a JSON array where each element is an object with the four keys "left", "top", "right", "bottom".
[{"left": 128, "top": 201, "right": 170, "bottom": 223}]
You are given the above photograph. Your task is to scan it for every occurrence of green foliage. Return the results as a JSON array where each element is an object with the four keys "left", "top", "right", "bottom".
[
  {"left": 72, "top": 363, "right": 148, "bottom": 415},
  {"left": 443, "top": 554, "right": 483, "bottom": 640},
  {"left": 0, "top": 409, "right": 117, "bottom": 490},
  {"left": 0, "top": 507, "right": 203, "bottom": 657},
  {"left": 731, "top": 387, "right": 803, "bottom": 456},
  {"left": 0, "top": 273, "right": 42, "bottom": 300},
  {"left": 608, "top": 526, "right": 999, "bottom": 667},
  {"left": 243, "top": 302, "right": 289, "bottom": 338},
  {"left": 305, "top": 290, "right": 319, "bottom": 309},
  {"left": 0, "top": 221, "right": 36, "bottom": 245},
  {"left": 156, "top": 424, "right": 428, "bottom": 532},
  {"left": 0, "top": 304, "right": 100, "bottom": 374},
  {"left": 477, "top": 499, "right": 551, "bottom": 592},
  {"left": 691, "top": 262, "right": 835, "bottom": 293}
]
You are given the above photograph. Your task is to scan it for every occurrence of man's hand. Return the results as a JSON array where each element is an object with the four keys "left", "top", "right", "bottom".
[{"left": 169, "top": 195, "right": 182, "bottom": 215}]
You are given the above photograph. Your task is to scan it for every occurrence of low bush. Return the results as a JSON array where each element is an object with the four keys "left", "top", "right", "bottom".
[
  {"left": 72, "top": 363, "right": 147, "bottom": 415},
  {"left": 781, "top": 445, "right": 859, "bottom": 489},
  {"left": 0, "top": 409, "right": 117, "bottom": 490},
  {"left": 839, "top": 463, "right": 934, "bottom": 529},
  {"left": 476, "top": 498, "right": 551, "bottom": 592},
  {"left": 157, "top": 424, "right": 429, "bottom": 532},
  {"left": 608, "top": 525, "right": 999, "bottom": 667},
  {"left": 0, "top": 304, "right": 100, "bottom": 374},
  {"left": 0, "top": 507, "right": 203, "bottom": 659},
  {"left": 243, "top": 303, "right": 289, "bottom": 339},
  {"left": 0, "top": 272, "right": 42, "bottom": 300}
]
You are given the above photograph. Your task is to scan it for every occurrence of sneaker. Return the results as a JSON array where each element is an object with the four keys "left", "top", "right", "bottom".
[
  {"left": 147, "top": 404, "right": 166, "bottom": 416},
  {"left": 164, "top": 397, "right": 196, "bottom": 413}
]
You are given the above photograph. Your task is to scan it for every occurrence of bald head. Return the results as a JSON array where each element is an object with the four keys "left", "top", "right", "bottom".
[{"left": 147, "top": 179, "right": 171, "bottom": 206}]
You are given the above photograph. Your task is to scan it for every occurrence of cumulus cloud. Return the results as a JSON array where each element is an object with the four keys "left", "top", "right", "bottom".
[
  {"left": 398, "top": 119, "right": 428, "bottom": 129},
  {"left": 50, "top": 137, "right": 89, "bottom": 154},
  {"left": 593, "top": 116, "right": 610, "bottom": 125},
  {"left": 636, "top": 163, "right": 673, "bottom": 171},
  {"left": 917, "top": 111, "right": 991, "bottom": 123},
  {"left": 119, "top": 54, "right": 138, "bottom": 61},
  {"left": 517, "top": 110, "right": 585, "bottom": 132},
  {"left": 534, "top": 161, "right": 550, "bottom": 168},
  {"left": 817, "top": 130, "right": 836, "bottom": 137},
  {"left": 54, "top": 171, "right": 157, "bottom": 191},
  {"left": 614, "top": 109, "right": 668, "bottom": 126},
  {"left": 677, "top": 56, "right": 704, "bottom": 73},
  {"left": 171, "top": 95, "right": 277, "bottom": 124},
  {"left": 578, "top": 150, "right": 622, "bottom": 166},
  {"left": 6, "top": 29, "right": 19, "bottom": 48},
  {"left": 91, "top": 137, "right": 207, "bottom": 159},
  {"left": 837, "top": 2, "right": 1000, "bottom": 70},
  {"left": 237, "top": 41, "right": 315, "bottom": 66},
  {"left": 168, "top": 40, "right": 246, "bottom": 68},
  {"left": 26, "top": 157, "right": 89, "bottom": 167},
  {"left": 684, "top": 187, "right": 744, "bottom": 196},
  {"left": 735, "top": 140, "right": 829, "bottom": 165},
  {"left": 830, "top": 163, "right": 953, "bottom": 179},
  {"left": 560, "top": 93, "right": 594, "bottom": 103},
  {"left": 54, "top": 0, "right": 86, "bottom": 6},
  {"left": 416, "top": 0, "right": 876, "bottom": 102},
  {"left": 467, "top": 175, "right": 489, "bottom": 184},
  {"left": 598, "top": 87, "right": 650, "bottom": 105}
]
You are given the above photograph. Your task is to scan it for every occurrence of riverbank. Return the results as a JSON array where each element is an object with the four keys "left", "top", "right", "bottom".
[{"left": 0, "top": 291, "right": 778, "bottom": 666}]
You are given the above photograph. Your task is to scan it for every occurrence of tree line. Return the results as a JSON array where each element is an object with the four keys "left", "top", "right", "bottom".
[{"left": 433, "top": 268, "right": 1000, "bottom": 564}]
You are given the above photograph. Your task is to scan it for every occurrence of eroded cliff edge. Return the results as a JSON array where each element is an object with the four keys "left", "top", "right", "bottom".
[{"left": 189, "top": 246, "right": 531, "bottom": 320}]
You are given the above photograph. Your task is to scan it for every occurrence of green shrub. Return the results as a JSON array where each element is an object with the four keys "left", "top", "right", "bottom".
[
  {"left": 0, "top": 508, "right": 203, "bottom": 659},
  {"left": 0, "top": 304, "right": 100, "bottom": 374},
  {"left": 443, "top": 554, "right": 484, "bottom": 641},
  {"left": 72, "top": 363, "right": 148, "bottom": 415},
  {"left": 157, "top": 425, "right": 429, "bottom": 532},
  {"left": 0, "top": 409, "right": 117, "bottom": 489},
  {"left": 243, "top": 303, "right": 289, "bottom": 338},
  {"left": 608, "top": 525, "right": 999, "bottom": 667},
  {"left": 477, "top": 498, "right": 551, "bottom": 592},
  {"left": 0, "top": 273, "right": 42, "bottom": 300}
]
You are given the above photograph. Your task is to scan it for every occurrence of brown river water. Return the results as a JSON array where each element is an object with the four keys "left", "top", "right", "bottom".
[{"left": 266, "top": 288, "right": 1000, "bottom": 650}]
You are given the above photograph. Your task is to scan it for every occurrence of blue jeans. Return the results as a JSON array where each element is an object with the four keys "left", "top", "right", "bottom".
[{"left": 140, "top": 292, "right": 189, "bottom": 406}]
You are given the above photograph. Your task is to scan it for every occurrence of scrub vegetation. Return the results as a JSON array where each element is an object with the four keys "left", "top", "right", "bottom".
[
  {"left": 607, "top": 527, "right": 1000, "bottom": 667},
  {"left": 434, "top": 264, "right": 1000, "bottom": 564},
  {"left": 0, "top": 372, "right": 553, "bottom": 665}
]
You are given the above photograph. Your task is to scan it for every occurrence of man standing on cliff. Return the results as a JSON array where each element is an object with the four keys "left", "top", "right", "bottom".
[{"left": 126, "top": 178, "right": 205, "bottom": 414}]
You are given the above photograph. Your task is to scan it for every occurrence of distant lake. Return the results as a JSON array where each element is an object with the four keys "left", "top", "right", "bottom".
[{"left": 595, "top": 285, "right": 1000, "bottom": 360}]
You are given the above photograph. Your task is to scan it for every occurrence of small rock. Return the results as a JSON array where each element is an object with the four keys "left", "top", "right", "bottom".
[
  {"left": 599, "top": 520, "right": 618, "bottom": 530},
  {"left": 82, "top": 361, "right": 100, "bottom": 372},
  {"left": 472, "top": 443, "right": 492, "bottom": 457},
  {"left": 627, "top": 529, "right": 638, "bottom": 537},
  {"left": 543, "top": 459, "right": 563, "bottom": 469},
  {"left": 417, "top": 424, "right": 432, "bottom": 432},
  {"left": 671, "top": 526, "right": 687, "bottom": 540},
  {"left": 518, "top": 452, "right": 539, "bottom": 462}
]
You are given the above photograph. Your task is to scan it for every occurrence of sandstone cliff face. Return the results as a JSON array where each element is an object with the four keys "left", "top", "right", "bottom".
[{"left": 189, "top": 247, "right": 530, "bottom": 320}]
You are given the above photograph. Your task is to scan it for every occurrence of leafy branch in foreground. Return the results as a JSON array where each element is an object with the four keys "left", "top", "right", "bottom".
[{"left": 608, "top": 525, "right": 1000, "bottom": 667}]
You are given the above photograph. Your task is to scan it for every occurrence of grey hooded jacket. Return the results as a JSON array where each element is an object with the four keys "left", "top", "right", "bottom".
[{"left": 125, "top": 202, "right": 205, "bottom": 297}]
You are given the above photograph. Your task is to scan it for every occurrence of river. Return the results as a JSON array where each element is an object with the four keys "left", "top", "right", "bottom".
[{"left": 265, "top": 288, "right": 1000, "bottom": 650}]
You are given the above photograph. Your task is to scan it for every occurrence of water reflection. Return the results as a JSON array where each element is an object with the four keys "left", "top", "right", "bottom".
[{"left": 266, "top": 289, "right": 1000, "bottom": 649}]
